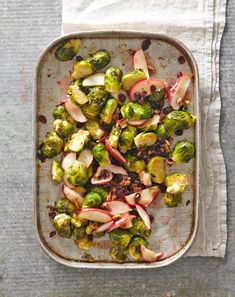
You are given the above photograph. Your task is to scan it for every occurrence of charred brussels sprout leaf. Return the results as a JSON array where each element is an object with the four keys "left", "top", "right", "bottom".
[
  {"left": 125, "top": 154, "right": 146, "bottom": 173},
  {"left": 122, "top": 69, "right": 146, "bottom": 91},
  {"left": 104, "top": 66, "right": 123, "bottom": 93},
  {"left": 129, "top": 218, "right": 151, "bottom": 237},
  {"left": 67, "top": 160, "right": 88, "bottom": 186},
  {"left": 109, "top": 245, "right": 128, "bottom": 263},
  {"left": 51, "top": 160, "right": 64, "bottom": 182},
  {"left": 40, "top": 132, "right": 63, "bottom": 158},
  {"left": 92, "top": 143, "right": 110, "bottom": 167},
  {"left": 88, "top": 49, "right": 111, "bottom": 70},
  {"left": 52, "top": 105, "right": 74, "bottom": 124},
  {"left": 119, "top": 126, "right": 137, "bottom": 153},
  {"left": 171, "top": 140, "right": 195, "bottom": 164},
  {"left": 53, "top": 119, "right": 74, "bottom": 138},
  {"left": 55, "top": 39, "right": 81, "bottom": 61},
  {"left": 109, "top": 229, "right": 132, "bottom": 247},
  {"left": 53, "top": 213, "right": 73, "bottom": 238},
  {"left": 82, "top": 192, "right": 103, "bottom": 209},
  {"left": 121, "top": 102, "right": 152, "bottom": 120},
  {"left": 163, "top": 193, "right": 182, "bottom": 207},
  {"left": 100, "top": 98, "right": 118, "bottom": 124},
  {"left": 54, "top": 197, "right": 76, "bottom": 214},
  {"left": 128, "top": 236, "right": 148, "bottom": 261},
  {"left": 83, "top": 120, "right": 104, "bottom": 140}
]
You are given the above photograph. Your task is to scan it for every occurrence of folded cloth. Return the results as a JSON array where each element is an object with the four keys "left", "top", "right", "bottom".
[{"left": 62, "top": 0, "right": 227, "bottom": 257}]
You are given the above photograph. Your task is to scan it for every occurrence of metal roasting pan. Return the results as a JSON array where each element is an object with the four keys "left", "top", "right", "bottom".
[{"left": 34, "top": 31, "right": 200, "bottom": 269}]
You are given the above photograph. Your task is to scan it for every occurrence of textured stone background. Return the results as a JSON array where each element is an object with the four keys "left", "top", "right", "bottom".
[{"left": 0, "top": 0, "right": 235, "bottom": 296}]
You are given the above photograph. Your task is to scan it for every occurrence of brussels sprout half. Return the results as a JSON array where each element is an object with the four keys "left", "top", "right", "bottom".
[
  {"left": 55, "top": 39, "right": 81, "bottom": 61},
  {"left": 92, "top": 143, "right": 110, "bottom": 167},
  {"left": 171, "top": 140, "right": 195, "bottom": 164},
  {"left": 121, "top": 102, "right": 152, "bottom": 120},
  {"left": 40, "top": 132, "right": 63, "bottom": 158},
  {"left": 54, "top": 213, "right": 73, "bottom": 238},
  {"left": 105, "top": 66, "right": 123, "bottom": 93}
]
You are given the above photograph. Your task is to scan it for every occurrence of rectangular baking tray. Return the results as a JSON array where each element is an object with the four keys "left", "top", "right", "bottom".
[{"left": 34, "top": 31, "right": 199, "bottom": 268}]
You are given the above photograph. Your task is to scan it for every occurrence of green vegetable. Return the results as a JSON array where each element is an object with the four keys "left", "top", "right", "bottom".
[
  {"left": 83, "top": 120, "right": 104, "bottom": 140},
  {"left": 163, "top": 192, "right": 182, "bottom": 207},
  {"left": 104, "top": 66, "right": 123, "bottom": 93},
  {"left": 138, "top": 115, "right": 160, "bottom": 132},
  {"left": 171, "top": 140, "right": 195, "bottom": 164},
  {"left": 165, "top": 173, "right": 188, "bottom": 195},
  {"left": 119, "top": 126, "right": 137, "bottom": 153},
  {"left": 147, "top": 89, "right": 166, "bottom": 103},
  {"left": 71, "top": 213, "right": 86, "bottom": 228},
  {"left": 121, "top": 102, "right": 152, "bottom": 120},
  {"left": 128, "top": 236, "right": 148, "bottom": 261},
  {"left": 129, "top": 218, "right": 151, "bottom": 237},
  {"left": 100, "top": 98, "right": 118, "bottom": 124},
  {"left": 52, "top": 105, "right": 74, "bottom": 124},
  {"left": 92, "top": 143, "right": 110, "bottom": 167},
  {"left": 54, "top": 213, "right": 73, "bottom": 238},
  {"left": 109, "top": 245, "right": 128, "bottom": 263},
  {"left": 147, "top": 156, "right": 165, "bottom": 184},
  {"left": 121, "top": 69, "right": 146, "bottom": 91},
  {"left": 125, "top": 154, "right": 146, "bottom": 173},
  {"left": 72, "top": 60, "right": 93, "bottom": 79},
  {"left": 40, "top": 132, "right": 63, "bottom": 158},
  {"left": 51, "top": 160, "right": 64, "bottom": 182},
  {"left": 68, "top": 85, "right": 88, "bottom": 105},
  {"left": 108, "top": 125, "right": 122, "bottom": 148},
  {"left": 90, "top": 187, "right": 108, "bottom": 200},
  {"left": 55, "top": 39, "right": 81, "bottom": 61},
  {"left": 53, "top": 119, "right": 74, "bottom": 138},
  {"left": 134, "top": 132, "right": 157, "bottom": 149},
  {"left": 73, "top": 226, "right": 93, "bottom": 250},
  {"left": 54, "top": 197, "right": 76, "bottom": 214},
  {"left": 156, "top": 124, "right": 169, "bottom": 139},
  {"left": 67, "top": 160, "right": 88, "bottom": 186},
  {"left": 65, "top": 130, "right": 90, "bottom": 152},
  {"left": 88, "top": 49, "right": 111, "bottom": 71},
  {"left": 82, "top": 192, "right": 103, "bottom": 209},
  {"left": 82, "top": 86, "right": 108, "bottom": 119},
  {"left": 109, "top": 229, "right": 132, "bottom": 247}
]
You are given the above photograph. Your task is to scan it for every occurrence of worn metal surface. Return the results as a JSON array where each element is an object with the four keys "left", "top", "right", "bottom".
[
  {"left": 0, "top": 0, "right": 235, "bottom": 296},
  {"left": 35, "top": 31, "right": 199, "bottom": 268}
]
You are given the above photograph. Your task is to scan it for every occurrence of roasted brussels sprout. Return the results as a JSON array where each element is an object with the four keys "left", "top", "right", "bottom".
[
  {"left": 121, "top": 69, "right": 146, "bottom": 91},
  {"left": 108, "top": 125, "right": 122, "bottom": 148},
  {"left": 109, "top": 245, "right": 128, "bottom": 263},
  {"left": 83, "top": 120, "right": 104, "bottom": 140},
  {"left": 65, "top": 130, "right": 90, "bottom": 152},
  {"left": 104, "top": 66, "right": 123, "bottom": 93},
  {"left": 55, "top": 39, "right": 81, "bottom": 61},
  {"left": 82, "top": 86, "right": 108, "bottom": 119},
  {"left": 90, "top": 186, "right": 108, "bottom": 200},
  {"left": 128, "top": 236, "right": 148, "bottom": 261},
  {"left": 71, "top": 60, "right": 93, "bottom": 79},
  {"left": 51, "top": 160, "right": 64, "bottom": 182},
  {"left": 73, "top": 226, "right": 93, "bottom": 250},
  {"left": 54, "top": 197, "right": 76, "bottom": 214},
  {"left": 165, "top": 173, "right": 188, "bottom": 195},
  {"left": 138, "top": 115, "right": 160, "bottom": 132},
  {"left": 40, "top": 132, "right": 63, "bottom": 158},
  {"left": 87, "top": 166, "right": 94, "bottom": 179},
  {"left": 67, "top": 160, "right": 88, "bottom": 186},
  {"left": 92, "top": 143, "right": 110, "bottom": 167},
  {"left": 109, "top": 229, "right": 132, "bottom": 247},
  {"left": 171, "top": 140, "right": 195, "bottom": 164},
  {"left": 125, "top": 154, "right": 146, "bottom": 173},
  {"left": 53, "top": 213, "right": 73, "bottom": 238},
  {"left": 68, "top": 85, "right": 88, "bottom": 105},
  {"left": 121, "top": 102, "right": 152, "bottom": 120},
  {"left": 119, "top": 126, "right": 137, "bottom": 153},
  {"left": 100, "top": 98, "right": 118, "bottom": 124},
  {"left": 129, "top": 218, "right": 151, "bottom": 237},
  {"left": 156, "top": 124, "right": 168, "bottom": 139},
  {"left": 71, "top": 213, "right": 86, "bottom": 228},
  {"left": 134, "top": 132, "right": 157, "bottom": 149},
  {"left": 163, "top": 192, "right": 182, "bottom": 207},
  {"left": 147, "top": 89, "right": 166, "bottom": 103},
  {"left": 53, "top": 119, "right": 74, "bottom": 138},
  {"left": 147, "top": 156, "right": 165, "bottom": 184},
  {"left": 82, "top": 192, "right": 103, "bottom": 209},
  {"left": 52, "top": 105, "right": 74, "bottom": 124},
  {"left": 88, "top": 49, "right": 111, "bottom": 70}
]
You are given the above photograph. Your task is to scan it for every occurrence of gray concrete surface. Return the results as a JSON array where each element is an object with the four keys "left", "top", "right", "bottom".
[{"left": 0, "top": 0, "right": 234, "bottom": 296}]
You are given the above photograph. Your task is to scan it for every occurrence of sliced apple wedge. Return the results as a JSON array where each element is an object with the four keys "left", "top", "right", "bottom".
[
  {"left": 167, "top": 73, "right": 193, "bottom": 110},
  {"left": 64, "top": 98, "right": 87, "bottom": 122},
  {"left": 94, "top": 221, "right": 114, "bottom": 234},
  {"left": 103, "top": 164, "right": 128, "bottom": 176},
  {"left": 124, "top": 194, "right": 136, "bottom": 207},
  {"left": 124, "top": 186, "right": 159, "bottom": 208},
  {"left": 102, "top": 201, "right": 132, "bottom": 216},
  {"left": 91, "top": 167, "right": 113, "bottom": 185},
  {"left": 63, "top": 185, "right": 83, "bottom": 208},
  {"left": 120, "top": 220, "right": 133, "bottom": 229},
  {"left": 82, "top": 73, "right": 105, "bottom": 87},
  {"left": 105, "top": 138, "right": 126, "bottom": 163},
  {"left": 139, "top": 171, "right": 152, "bottom": 186},
  {"left": 108, "top": 214, "right": 136, "bottom": 232},
  {"left": 61, "top": 152, "right": 76, "bottom": 172},
  {"left": 129, "top": 78, "right": 165, "bottom": 100},
  {"left": 77, "top": 149, "right": 93, "bottom": 168},
  {"left": 133, "top": 49, "right": 150, "bottom": 78},
  {"left": 140, "top": 245, "right": 164, "bottom": 263},
  {"left": 128, "top": 119, "right": 148, "bottom": 127},
  {"left": 136, "top": 204, "right": 151, "bottom": 230},
  {"left": 77, "top": 208, "right": 112, "bottom": 223}
]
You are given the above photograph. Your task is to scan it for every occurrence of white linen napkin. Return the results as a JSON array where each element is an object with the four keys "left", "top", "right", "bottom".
[{"left": 62, "top": 0, "right": 227, "bottom": 257}]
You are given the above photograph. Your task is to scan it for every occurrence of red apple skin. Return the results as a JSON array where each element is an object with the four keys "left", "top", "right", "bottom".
[
  {"left": 77, "top": 208, "right": 112, "bottom": 223},
  {"left": 129, "top": 78, "right": 165, "bottom": 100},
  {"left": 91, "top": 167, "right": 113, "bottom": 185},
  {"left": 133, "top": 49, "right": 150, "bottom": 79},
  {"left": 105, "top": 138, "right": 126, "bottom": 163}
]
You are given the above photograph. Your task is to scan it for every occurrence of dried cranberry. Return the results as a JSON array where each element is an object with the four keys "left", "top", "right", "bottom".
[
  {"left": 179, "top": 104, "right": 188, "bottom": 111},
  {"left": 175, "top": 129, "right": 183, "bottom": 136},
  {"left": 38, "top": 115, "right": 47, "bottom": 124},
  {"left": 177, "top": 71, "right": 183, "bottom": 78},
  {"left": 153, "top": 99, "right": 164, "bottom": 110},
  {"left": 37, "top": 153, "right": 46, "bottom": 163},
  {"left": 162, "top": 106, "right": 173, "bottom": 114},
  {"left": 76, "top": 55, "right": 83, "bottom": 62},
  {"left": 157, "top": 183, "right": 167, "bottom": 193},
  {"left": 48, "top": 211, "right": 56, "bottom": 219},
  {"left": 156, "top": 138, "right": 165, "bottom": 145},
  {"left": 142, "top": 39, "right": 151, "bottom": 51},
  {"left": 134, "top": 192, "right": 141, "bottom": 203},
  {"left": 178, "top": 56, "right": 186, "bottom": 64},
  {"left": 142, "top": 91, "right": 147, "bottom": 97},
  {"left": 149, "top": 215, "right": 154, "bottom": 224},
  {"left": 100, "top": 169, "right": 110, "bottom": 179},
  {"left": 49, "top": 231, "right": 56, "bottom": 238},
  {"left": 118, "top": 93, "right": 126, "bottom": 102},
  {"left": 76, "top": 122, "right": 83, "bottom": 129},
  {"left": 150, "top": 85, "right": 156, "bottom": 93},
  {"left": 186, "top": 200, "right": 191, "bottom": 206},
  {"left": 138, "top": 97, "right": 145, "bottom": 105},
  {"left": 129, "top": 172, "right": 138, "bottom": 181},
  {"left": 134, "top": 92, "right": 141, "bottom": 100}
]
